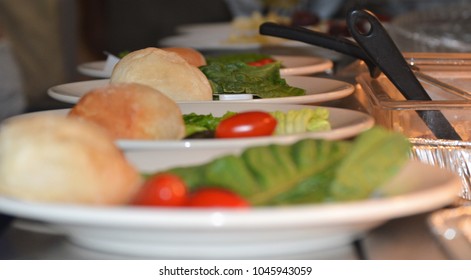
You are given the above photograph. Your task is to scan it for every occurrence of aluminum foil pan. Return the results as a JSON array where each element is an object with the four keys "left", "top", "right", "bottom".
[{"left": 410, "top": 138, "right": 471, "bottom": 201}]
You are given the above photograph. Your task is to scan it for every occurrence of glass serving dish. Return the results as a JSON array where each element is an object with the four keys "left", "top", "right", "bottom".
[
  {"left": 356, "top": 53, "right": 471, "bottom": 201},
  {"left": 387, "top": 3, "right": 471, "bottom": 53},
  {"left": 428, "top": 206, "right": 471, "bottom": 259}
]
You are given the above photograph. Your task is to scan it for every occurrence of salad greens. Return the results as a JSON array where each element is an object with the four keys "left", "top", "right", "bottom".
[
  {"left": 162, "top": 127, "right": 411, "bottom": 206},
  {"left": 183, "top": 112, "right": 236, "bottom": 136},
  {"left": 271, "top": 108, "right": 330, "bottom": 135},
  {"left": 199, "top": 62, "right": 305, "bottom": 98},
  {"left": 330, "top": 126, "right": 412, "bottom": 200},
  {"left": 183, "top": 108, "right": 331, "bottom": 137}
]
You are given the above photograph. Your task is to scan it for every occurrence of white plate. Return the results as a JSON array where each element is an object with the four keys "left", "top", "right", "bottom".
[
  {"left": 122, "top": 103, "right": 373, "bottom": 171},
  {"left": 48, "top": 76, "right": 354, "bottom": 105},
  {"left": 77, "top": 61, "right": 110, "bottom": 78},
  {"left": 0, "top": 161, "right": 461, "bottom": 259},
  {"left": 48, "top": 79, "right": 108, "bottom": 104},
  {"left": 159, "top": 22, "right": 308, "bottom": 51},
  {"left": 77, "top": 55, "right": 333, "bottom": 78},
  {"left": 13, "top": 103, "right": 374, "bottom": 159},
  {"left": 276, "top": 55, "right": 333, "bottom": 76}
]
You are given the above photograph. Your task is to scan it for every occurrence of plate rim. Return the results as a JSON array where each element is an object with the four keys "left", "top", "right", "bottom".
[
  {"left": 7, "top": 104, "right": 375, "bottom": 150},
  {"left": 77, "top": 54, "right": 333, "bottom": 78},
  {"left": 0, "top": 161, "right": 461, "bottom": 230},
  {"left": 47, "top": 76, "right": 355, "bottom": 105},
  {"left": 77, "top": 61, "right": 109, "bottom": 78},
  {"left": 158, "top": 31, "right": 309, "bottom": 50}
]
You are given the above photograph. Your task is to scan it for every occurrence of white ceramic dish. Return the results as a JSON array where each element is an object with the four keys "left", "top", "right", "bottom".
[
  {"left": 11, "top": 102, "right": 374, "bottom": 159},
  {"left": 47, "top": 76, "right": 354, "bottom": 105},
  {"left": 122, "top": 103, "right": 374, "bottom": 171},
  {"left": 77, "top": 61, "right": 110, "bottom": 78},
  {"left": 48, "top": 79, "right": 108, "bottom": 104},
  {"left": 276, "top": 55, "right": 333, "bottom": 76},
  {"left": 0, "top": 161, "right": 461, "bottom": 259},
  {"left": 158, "top": 22, "right": 307, "bottom": 51},
  {"left": 77, "top": 55, "right": 333, "bottom": 78}
]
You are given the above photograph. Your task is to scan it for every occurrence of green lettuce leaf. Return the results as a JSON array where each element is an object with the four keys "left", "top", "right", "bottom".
[
  {"left": 329, "top": 127, "right": 411, "bottom": 201},
  {"left": 166, "top": 138, "right": 351, "bottom": 205},
  {"left": 199, "top": 62, "right": 305, "bottom": 98},
  {"left": 270, "top": 108, "right": 331, "bottom": 135},
  {"left": 183, "top": 108, "right": 331, "bottom": 137},
  {"left": 161, "top": 126, "right": 411, "bottom": 206},
  {"left": 183, "top": 112, "right": 236, "bottom": 136}
]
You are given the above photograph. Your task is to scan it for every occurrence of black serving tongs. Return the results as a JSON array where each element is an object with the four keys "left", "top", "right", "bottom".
[{"left": 260, "top": 9, "right": 462, "bottom": 140}]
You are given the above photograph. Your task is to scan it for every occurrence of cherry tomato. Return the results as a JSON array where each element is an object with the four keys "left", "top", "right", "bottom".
[
  {"left": 247, "top": 58, "right": 276, "bottom": 66},
  {"left": 187, "top": 188, "right": 249, "bottom": 208},
  {"left": 133, "top": 173, "right": 188, "bottom": 207},
  {"left": 215, "top": 111, "right": 277, "bottom": 138}
]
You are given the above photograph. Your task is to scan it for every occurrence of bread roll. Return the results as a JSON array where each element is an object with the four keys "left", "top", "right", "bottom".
[
  {"left": 68, "top": 83, "right": 185, "bottom": 140},
  {"left": 110, "top": 47, "right": 212, "bottom": 101},
  {"left": 0, "top": 115, "right": 141, "bottom": 205},
  {"left": 162, "top": 47, "right": 206, "bottom": 67}
]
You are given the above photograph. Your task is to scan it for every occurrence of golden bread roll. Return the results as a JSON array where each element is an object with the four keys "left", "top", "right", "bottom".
[
  {"left": 0, "top": 115, "right": 141, "bottom": 205},
  {"left": 162, "top": 47, "right": 206, "bottom": 67},
  {"left": 110, "top": 47, "right": 212, "bottom": 101},
  {"left": 68, "top": 83, "right": 185, "bottom": 140}
]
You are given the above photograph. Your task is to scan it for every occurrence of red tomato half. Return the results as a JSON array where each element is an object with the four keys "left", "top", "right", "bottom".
[
  {"left": 187, "top": 188, "right": 249, "bottom": 208},
  {"left": 215, "top": 111, "right": 277, "bottom": 138},
  {"left": 133, "top": 173, "right": 188, "bottom": 207},
  {"left": 247, "top": 58, "right": 276, "bottom": 66}
]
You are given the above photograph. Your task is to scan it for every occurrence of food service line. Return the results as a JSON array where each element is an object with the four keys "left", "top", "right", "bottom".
[
  {"left": 0, "top": 15, "right": 459, "bottom": 258},
  {"left": 0, "top": 81, "right": 450, "bottom": 260}
]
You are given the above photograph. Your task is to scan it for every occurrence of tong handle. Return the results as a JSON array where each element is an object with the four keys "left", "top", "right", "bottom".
[
  {"left": 259, "top": 22, "right": 380, "bottom": 77},
  {"left": 347, "top": 9, "right": 462, "bottom": 140},
  {"left": 347, "top": 10, "right": 429, "bottom": 100}
]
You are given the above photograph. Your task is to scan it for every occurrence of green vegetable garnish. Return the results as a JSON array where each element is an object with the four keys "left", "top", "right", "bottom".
[
  {"left": 183, "top": 112, "right": 236, "bottom": 136},
  {"left": 199, "top": 62, "right": 305, "bottom": 98},
  {"left": 163, "top": 127, "right": 411, "bottom": 205},
  {"left": 329, "top": 127, "right": 411, "bottom": 201},
  {"left": 183, "top": 108, "right": 331, "bottom": 137},
  {"left": 271, "top": 108, "right": 331, "bottom": 135}
]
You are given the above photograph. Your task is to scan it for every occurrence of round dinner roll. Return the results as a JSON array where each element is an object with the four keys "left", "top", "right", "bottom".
[
  {"left": 68, "top": 83, "right": 185, "bottom": 140},
  {"left": 162, "top": 47, "right": 206, "bottom": 67},
  {"left": 110, "top": 47, "right": 212, "bottom": 101},
  {"left": 0, "top": 115, "right": 142, "bottom": 205}
]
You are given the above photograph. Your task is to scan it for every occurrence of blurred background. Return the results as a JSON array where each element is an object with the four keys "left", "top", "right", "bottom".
[{"left": 0, "top": 0, "right": 469, "bottom": 117}]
